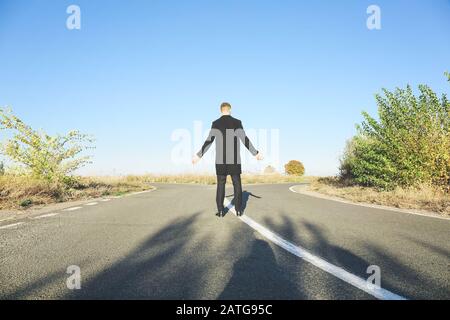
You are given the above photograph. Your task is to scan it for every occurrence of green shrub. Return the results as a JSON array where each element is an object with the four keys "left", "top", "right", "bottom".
[
  {"left": 285, "top": 160, "right": 305, "bottom": 176},
  {"left": 20, "top": 199, "right": 33, "bottom": 208},
  {"left": 0, "top": 107, "right": 94, "bottom": 183},
  {"left": 341, "top": 73, "right": 450, "bottom": 190},
  {"left": 340, "top": 136, "right": 396, "bottom": 189}
]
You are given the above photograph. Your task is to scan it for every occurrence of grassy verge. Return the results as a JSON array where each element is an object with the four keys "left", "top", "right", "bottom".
[
  {"left": 308, "top": 177, "right": 450, "bottom": 215},
  {"left": 0, "top": 175, "right": 153, "bottom": 211}
]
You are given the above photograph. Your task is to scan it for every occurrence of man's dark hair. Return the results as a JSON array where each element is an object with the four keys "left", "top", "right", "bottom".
[{"left": 220, "top": 102, "right": 232, "bottom": 111}]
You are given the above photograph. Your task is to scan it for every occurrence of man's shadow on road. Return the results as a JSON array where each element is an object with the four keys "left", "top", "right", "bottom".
[
  {"left": 218, "top": 238, "right": 304, "bottom": 299},
  {"left": 224, "top": 191, "right": 261, "bottom": 216}
]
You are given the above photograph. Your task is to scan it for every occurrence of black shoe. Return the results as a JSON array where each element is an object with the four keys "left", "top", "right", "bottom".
[
  {"left": 236, "top": 211, "right": 243, "bottom": 217},
  {"left": 215, "top": 211, "right": 221, "bottom": 217}
]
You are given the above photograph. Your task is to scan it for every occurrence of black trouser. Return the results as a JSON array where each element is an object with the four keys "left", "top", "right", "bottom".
[{"left": 216, "top": 174, "right": 242, "bottom": 213}]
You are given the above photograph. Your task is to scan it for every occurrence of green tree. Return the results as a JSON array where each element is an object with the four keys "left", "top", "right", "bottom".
[
  {"left": 285, "top": 160, "right": 305, "bottom": 176},
  {"left": 0, "top": 107, "right": 94, "bottom": 182},
  {"left": 341, "top": 73, "right": 450, "bottom": 189},
  {"left": 0, "top": 161, "right": 4, "bottom": 176}
]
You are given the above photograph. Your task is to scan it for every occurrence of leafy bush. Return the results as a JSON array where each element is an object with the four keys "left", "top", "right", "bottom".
[
  {"left": 285, "top": 160, "right": 305, "bottom": 176},
  {"left": 20, "top": 199, "right": 33, "bottom": 208},
  {"left": 340, "top": 74, "right": 450, "bottom": 190},
  {"left": 0, "top": 107, "right": 94, "bottom": 182}
]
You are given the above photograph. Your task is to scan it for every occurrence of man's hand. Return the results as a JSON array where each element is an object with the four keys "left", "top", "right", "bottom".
[
  {"left": 255, "top": 152, "right": 264, "bottom": 161},
  {"left": 192, "top": 154, "right": 201, "bottom": 165}
]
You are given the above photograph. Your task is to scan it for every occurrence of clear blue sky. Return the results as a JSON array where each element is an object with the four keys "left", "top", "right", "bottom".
[{"left": 1, "top": 0, "right": 449, "bottom": 176}]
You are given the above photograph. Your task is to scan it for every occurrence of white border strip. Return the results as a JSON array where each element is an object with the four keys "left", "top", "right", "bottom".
[
  {"left": 32, "top": 213, "right": 59, "bottom": 219},
  {"left": 63, "top": 207, "right": 82, "bottom": 212},
  {"left": 0, "top": 222, "right": 25, "bottom": 230},
  {"left": 85, "top": 202, "right": 98, "bottom": 206},
  {"left": 124, "top": 190, "right": 154, "bottom": 197},
  {"left": 224, "top": 199, "right": 407, "bottom": 300}
]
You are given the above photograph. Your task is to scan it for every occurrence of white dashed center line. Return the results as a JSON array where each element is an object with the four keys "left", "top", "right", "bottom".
[
  {"left": 32, "top": 213, "right": 59, "bottom": 219},
  {"left": 1, "top": 195, "right": 122, "bottom": 230},
  {"left": 0, "top": 222, "right": 25, "bottom": 230},
  {"left": 85, "top": 202, "right": 98, "bottom": 206},
  {"left": 63, "top": 207, "right": 82, "bottom": 211}
]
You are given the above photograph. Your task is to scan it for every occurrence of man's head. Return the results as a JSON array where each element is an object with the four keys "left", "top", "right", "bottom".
[{"left": 220, "top": 102, "right": 232, "bottom": 115}]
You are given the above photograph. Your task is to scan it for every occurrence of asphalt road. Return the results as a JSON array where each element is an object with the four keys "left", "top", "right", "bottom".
[{"left": 0, "top": 183, "right": 449, "bottom": 300}]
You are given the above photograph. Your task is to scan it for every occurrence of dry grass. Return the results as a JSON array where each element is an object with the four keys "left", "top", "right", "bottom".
[
  {"left": 143, "top": 173, "right": 311, "bottom": 185},
  {"left": 309, "top": 177, "right": 450, "bottom": 215},
  {"left": 0, "top": 175, "right": 153, "bottom": 210}
]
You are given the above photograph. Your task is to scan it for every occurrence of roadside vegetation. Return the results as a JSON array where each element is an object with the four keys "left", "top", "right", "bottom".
[
  {"left": 308, "top": 177, "right": 449, "bottom": 215},
  {"left": 0, "top": 108, "right": 152, "bottom": 211},
  {"left": 145, "top": 161, "right": 308, "bottom": 185},
  {"left": 144, "top": 173, "right": 311, "bottom": 185},
  {"left": 311, "top": 73, "right": 450, "bottom": 215},
  {"left": 284, "top": 160, "right": 305, "bottom": 176},
  {"left": 0, "top": 175, "right": 152, "bottom": 210}
]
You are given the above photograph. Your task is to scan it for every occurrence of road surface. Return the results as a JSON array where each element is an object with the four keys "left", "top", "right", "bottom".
[{"left": 0, "top": 183, "right": 449, "bottom": 299}]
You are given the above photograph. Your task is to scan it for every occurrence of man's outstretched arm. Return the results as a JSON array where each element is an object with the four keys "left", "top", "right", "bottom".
[
  {"left": 193, "top": 124, "right": 216, "bottom": 164},
  {"left": 236, "top": 121, "right": 262, "bottom": 159}
]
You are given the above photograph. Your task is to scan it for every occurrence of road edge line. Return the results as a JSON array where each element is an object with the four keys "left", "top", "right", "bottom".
[{"left": 0, "top": 222, "right": 25, "bottom": 230}]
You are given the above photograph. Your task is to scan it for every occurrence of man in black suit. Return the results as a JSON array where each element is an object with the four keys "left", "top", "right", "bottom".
[{"left": 192, "top": 102, "right": 263, "bottom": 217}]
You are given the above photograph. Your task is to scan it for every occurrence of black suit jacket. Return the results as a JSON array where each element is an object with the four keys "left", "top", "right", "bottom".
[{"left": 197, "top": 115, "right": 258, "bottom": 175}]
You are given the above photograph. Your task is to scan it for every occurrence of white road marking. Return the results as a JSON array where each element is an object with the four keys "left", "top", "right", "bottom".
[
  {"left": 32, "top": 213, "right": 59, "bottom": 219},
  {"left": 289, "top": 185, "right": 450, "bottom": 221},
  {"left": 0, "top": 222, "right": 25, "bottom": 230},
  {"left": 125, "top": 190, "right": 153, "bottom": 196},
  {"left": 224, "top": 198, "right": 407, "bottom": 300},
  {"left": 63, "top": 207, "right": 82, "bottom": 212},
  {"left": 100, "top": 199, "right": 111, "bottom": 202},
  {"left": 85, "top": 202, "right": 98, "bottom": 206}
]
